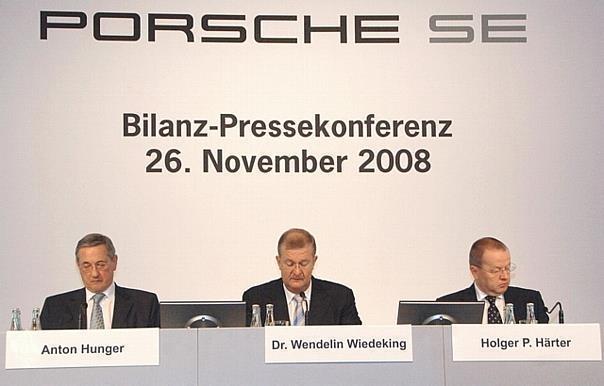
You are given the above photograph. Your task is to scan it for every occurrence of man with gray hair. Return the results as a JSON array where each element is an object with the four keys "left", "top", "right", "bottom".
[{"left": 40, "top": 233, "right": 160, "bottom": 329}]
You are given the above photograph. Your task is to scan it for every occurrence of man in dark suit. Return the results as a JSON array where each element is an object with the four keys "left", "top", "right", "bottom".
[
  {"left": 242, "top": 228, "right": 361, "bottom": 326},
  {"left": 437, "top": 237, "right": 548, "bottom": 324},
  {"left": 41, "top": 233, "right": 160, "bottom": 329}
]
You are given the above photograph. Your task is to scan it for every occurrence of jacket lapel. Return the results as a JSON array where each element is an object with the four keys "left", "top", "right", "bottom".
[
  {"left": 271, "top": 280, "right": 290, "bottom": 322},
  {"left": 504, "top": 287, "right": 526, "bottom": 321},
  {"left": 66, "top": 289, "right": 87, "bottom": 328},
  {"left": 307, "top": 278, "right": 329, "bottom": 325},
  {"left": 111, "top": 285, "right": 134, "bottom": 328}
]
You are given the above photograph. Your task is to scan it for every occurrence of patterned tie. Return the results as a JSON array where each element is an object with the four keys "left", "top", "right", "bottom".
[
  {"left": 292, "top": 295, "right": 305, "bottom": 326},
  {"left": 90, "top": 293, "right": 106, "bottom": 329},
  {"left": 486, "top": 295, "right": 502, "bottom": 324}
]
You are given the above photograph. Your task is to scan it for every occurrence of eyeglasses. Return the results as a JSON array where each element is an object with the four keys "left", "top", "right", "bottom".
[{"left": 475, "top": 263, "right": 516, "bottom": 275}]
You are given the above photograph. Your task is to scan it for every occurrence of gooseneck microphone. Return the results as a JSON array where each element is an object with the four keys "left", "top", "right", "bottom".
[
  {"left": 557, "top": 303, "right": 564, "bottom": 324},
  {"left": 300, "top": 291, "right": 309, "bottom": 325},
  {"left": 79, "top": 302, "right": 88, "bottom": 329},
  {"left": 547, "top": 302, "right": 565, "bottom": 324}
]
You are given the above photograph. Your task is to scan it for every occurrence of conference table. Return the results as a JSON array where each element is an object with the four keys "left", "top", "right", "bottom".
[{"left": 2, "top": 326, "right": 602, "bottom": 386}]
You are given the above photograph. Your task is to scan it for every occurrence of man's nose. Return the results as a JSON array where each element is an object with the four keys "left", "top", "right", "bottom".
[{"left": 292, "top": 264, "right": 304, "bottom": 275}]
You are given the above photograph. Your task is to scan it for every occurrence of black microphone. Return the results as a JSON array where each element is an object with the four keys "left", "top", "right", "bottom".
[
  {"left": 78, "top": 303, "right": 88, "bottom": 329},
  {"left": 300, "top": 291, "right": 309, "bottom": 325},
  {"left": 546, "top": 301, "right": 564, "bottom": 324}
]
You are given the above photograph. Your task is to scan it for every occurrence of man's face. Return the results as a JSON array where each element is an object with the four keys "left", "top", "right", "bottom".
[
  {"left": 470, "top": 248, "right": 511, "bottom": 296},
  {"left": 276, "top": 244, "right": 317, "bottom": 294},
  {"left": 77, "top": 244, "right": 117, "bottom": 293}
]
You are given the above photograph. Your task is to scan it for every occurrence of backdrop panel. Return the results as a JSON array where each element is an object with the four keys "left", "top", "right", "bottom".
[{"left": 1, "top": 1, "right": 602, "bottom": 325}]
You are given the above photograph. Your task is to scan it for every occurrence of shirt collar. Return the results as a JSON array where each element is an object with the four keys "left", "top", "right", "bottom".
[
  {"left": 473, "top": 282, "right": 503, "bottom": 301},
  {"left": 85, "top": 281, "right": 115, "bottom": 302},
  {"left": 283, "top": 280, "right": 312, "bottom": 304}
]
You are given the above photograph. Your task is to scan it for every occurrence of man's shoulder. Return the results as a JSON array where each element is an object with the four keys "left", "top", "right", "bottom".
[
  {"left": 243, "top": 278, "right": 282, "bottom": 295},
  {"left": 436, "top": 285, "right": 475, "bottom": 302},
  {"left": 505, "top": 286, "right": 543, "bottom": 298},
  {"left": 312, "top": 277, "right": 355, "bottom": 295},
  {"left": 44, "top": 288, "right": 84, "bottom": 303},
  {"left": 115, "top": 285, "right": 158, "bottom": 301}
]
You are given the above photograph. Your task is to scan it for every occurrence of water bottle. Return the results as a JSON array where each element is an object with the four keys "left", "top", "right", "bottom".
[
  {"left": 250, "top": 304, "right": 262, "bottom": 327},
  {"left": 503, "top": 303, "right": 516, "bottom": 324},
  {"left": 31, "top": 307, "right": 41, "bottom": 330},
  {"left": 265, "top": 304, "right": 275, "bottom": 326},
  {"left": 9, "top": 308, "right": 22, "bottom": 331},
  {"left": 526, "top": 303, "right": 537, "bottom": 324}
]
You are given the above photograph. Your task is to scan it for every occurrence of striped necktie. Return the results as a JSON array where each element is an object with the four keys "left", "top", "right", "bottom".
[
  {"left": 90, "top": 293, "right": 106, "bottom": 329},
  {"left": 292, "top": 295, "right": 305, "bottom": 326}
]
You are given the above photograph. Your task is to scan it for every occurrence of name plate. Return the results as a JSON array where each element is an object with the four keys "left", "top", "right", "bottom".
[
  {"left": 5, "top": 328, "right": 159, "bottom": 369},
  {"left": 265, "top": 325, "right": 412, "bottom": 363},
  {"left": 452, "top": 323, "right": 602, "bottom": 361}
]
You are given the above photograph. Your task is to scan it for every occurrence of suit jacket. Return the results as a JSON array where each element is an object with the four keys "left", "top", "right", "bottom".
[
  {"left": 40, "top": 284, "right": 160, "bottom": 329},
  {"left": 242, "top": 277, "right": 362, "bottom": 326},
  {"left": 436, "top": 284, "right": 549, "bottom": 324}
]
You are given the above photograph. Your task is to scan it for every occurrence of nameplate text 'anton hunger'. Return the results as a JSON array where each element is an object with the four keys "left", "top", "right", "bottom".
[{"left": 5, "top": 328, "right": 159, "bottom": 369}]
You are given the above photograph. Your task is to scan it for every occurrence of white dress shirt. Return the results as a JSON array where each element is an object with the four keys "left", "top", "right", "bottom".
[
  {"left": 283, "top": 282, "right": 312, "bottom": 323},
  {"left": 85, "top": 282, "right": 116, "bottom": 329}
]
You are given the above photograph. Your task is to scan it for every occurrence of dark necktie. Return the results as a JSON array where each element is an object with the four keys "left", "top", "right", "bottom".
[{"left": 486, "top": 296, "right": 502, "bottom": 324}]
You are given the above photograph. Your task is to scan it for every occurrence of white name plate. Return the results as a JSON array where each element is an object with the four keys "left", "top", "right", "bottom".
[
  {"left": 5, "top": 328, "right": 159, "bottom": 369},
  {"left": 265, "top": 325, "right": 412, "bottom": 363},
  {"left": 452, "top": 323, "right": 602, "bottom": 361}
]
